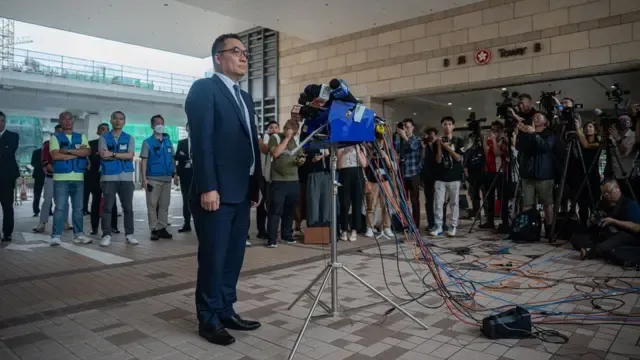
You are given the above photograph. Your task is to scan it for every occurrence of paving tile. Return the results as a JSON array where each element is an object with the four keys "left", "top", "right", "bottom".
[
  {"left": 1, "top": 331, "right": 50, "bottom": 349},
  {"left": 104, "top": 329, "right": 150, "bottom": 346},
  {"left": 153, "top": 308, "right": 192, "bottom": 322}
]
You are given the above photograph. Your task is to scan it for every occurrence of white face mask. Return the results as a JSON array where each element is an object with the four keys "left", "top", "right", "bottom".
[{"left": 154, "top": 124, "right": 165, "bottom": 134}]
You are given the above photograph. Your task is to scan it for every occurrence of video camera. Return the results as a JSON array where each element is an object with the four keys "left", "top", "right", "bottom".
[
  {"left": 607, "top": 83, "right": 630, "bottom": 104},
  {"left": 496, "top": 90, "right": 519, "bottom": 131},
  {"left": 466, "top": 111, "right": 486, "bottom": 139}
]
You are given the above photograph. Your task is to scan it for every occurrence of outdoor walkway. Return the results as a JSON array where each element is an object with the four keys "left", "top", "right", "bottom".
[{"left": 0, "top": 190, "right": 638, "bottom": 360}]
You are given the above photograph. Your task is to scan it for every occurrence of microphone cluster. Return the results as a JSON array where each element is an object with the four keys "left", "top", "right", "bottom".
[{"left": 291, "top": 78, "right": 362, "bottom": 121}]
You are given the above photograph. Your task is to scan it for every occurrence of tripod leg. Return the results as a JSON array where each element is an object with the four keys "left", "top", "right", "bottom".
[
  {"left": 550, "top": 140, "right": 574, "bottom": 242},
  {"left": 340, "top": 266, "right": 429, "bottom": 330},
  {"left": 468, "top": 169, "right": 501, "bottom": 233},
  {"left": 287, "top": 265, "right": 332, "bottom": 312},
  {"left": 288, "top": 265, "right": 333, "bottom": 360}
]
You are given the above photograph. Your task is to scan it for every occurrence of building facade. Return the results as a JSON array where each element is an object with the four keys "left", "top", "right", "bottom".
[{"left": 277, "top": 0, "right": 640, "bottom": 123}]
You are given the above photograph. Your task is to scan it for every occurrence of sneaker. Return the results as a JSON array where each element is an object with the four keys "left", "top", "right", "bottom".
[
  {"left": 125, "top": 235, "right": 139, "bottom": 245},
  {"left": 365, "top": 228, "right": 374, "bottom": 237},
  {"left": 50, "top": 237, "right": 61, "bottom": 247},
  {"left": 73, "top": 235, "right": 92, "bottom": 244},
  {"left": 246, "top": 240, "right": 252, "bottom": 247},
  {"left": 349, "top": 231, "right": 357, "bottom": 242},
  {"left": 340, "top": 231, "right": 348, "bottom": 241},
  {"left": 266, "top": 244, "right": 277, "bottom": 248},
  {"left": 100, "top": 235, "right": 111, "bottom": 247},
  {"left": 32, "top": 223, "right": 46, "bottom": 233},
  {"left": 446, "top": 227, "right": 457, "bottom": 237},
  {"left": 157, "top": 228, "right": 173, "bottom": 239},
  {"left": 383, "top": 228, "right": 394, "bottom": 237},
  {"left": 579, "top": 248, "right": 589, "bottom": 260},
  {"left": 429, "top": 227, "right": 443, "bottom": 237},
  {"left": 282, "top": 238, "right": 296, "bottom": 244}
]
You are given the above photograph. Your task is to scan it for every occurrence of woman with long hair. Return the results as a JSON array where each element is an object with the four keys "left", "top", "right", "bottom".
[{"left": 576, "top": 120, "right": 602, "bottom": 226}]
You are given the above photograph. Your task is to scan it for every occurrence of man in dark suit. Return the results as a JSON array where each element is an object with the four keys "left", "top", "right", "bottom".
[
  {"left": 185, "top": 33, "right": 263, "bottom": 346},
  {"left": 88, "top": 122, "right": 119, "bottom": 235},
  {"left": 0, "top": 111, "right": 20, "bottom": 242},
  {"left": 31, "top": 147, "right": 45, "bottom": 216},
  {"left": 175, "top": 124, "right": 193, "bottom": 232}
]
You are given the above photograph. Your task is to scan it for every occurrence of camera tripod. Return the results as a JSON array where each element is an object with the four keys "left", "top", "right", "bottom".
[
  {"left": 468, "top": 134, "right": 521, "bottom": 233},
  {"left": 283, "top": 140, "right": 429, "bottom": 360},
  {"left": 551, "top": 132, "right": 637, "bottom": 242}
]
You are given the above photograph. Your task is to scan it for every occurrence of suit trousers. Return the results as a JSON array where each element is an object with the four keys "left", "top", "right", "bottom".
[
  {"left": 33, "top": 176, "right": 44, "bottom": 215},
  {"left": 0, "top": 177, "right": 16, "bottom": 235},
  {"left": 179, "top": 172, "right": 193, "bottom": 226},
  {"left": 255, "top": 176, "right": 268, "bottom": 234},
  {"left": 191, "top": 198, "right": 250, "bottom": 325}
]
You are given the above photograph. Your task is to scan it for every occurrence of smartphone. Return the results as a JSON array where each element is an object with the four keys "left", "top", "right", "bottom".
[{"left": 146, "top": 183, "right": 154, "bottom": 192}]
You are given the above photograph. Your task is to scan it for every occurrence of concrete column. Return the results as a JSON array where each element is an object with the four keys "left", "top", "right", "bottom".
[{"left": 83, "top": 113, "right": 104, "bottom": 140}]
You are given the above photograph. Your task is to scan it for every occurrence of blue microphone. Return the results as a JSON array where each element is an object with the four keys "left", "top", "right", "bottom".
[{"left": 329, "top": 78, "right": 359, "bottom": 104}]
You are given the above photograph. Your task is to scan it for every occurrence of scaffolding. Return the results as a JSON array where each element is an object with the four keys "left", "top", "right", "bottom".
[{"left": 0, "top": 17, "right": 15, "bottom": 69}]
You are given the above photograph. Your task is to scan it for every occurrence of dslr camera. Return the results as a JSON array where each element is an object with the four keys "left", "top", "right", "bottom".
[{"left": 496, "top": 90, "right": 520, "bottom": 130}]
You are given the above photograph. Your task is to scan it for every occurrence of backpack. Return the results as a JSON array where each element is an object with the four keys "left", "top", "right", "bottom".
[
  {"left": 610, "top": 246, "right": 640, "bottom": 269},
  {"left": 264, "top": 134, "right": 299, "bottom": 183},
  {"left": 509, "top": 208, "right": 542, "bottom": 242},
  {"left": 465, "top": 144, "right": 485, "bottom": 173}
]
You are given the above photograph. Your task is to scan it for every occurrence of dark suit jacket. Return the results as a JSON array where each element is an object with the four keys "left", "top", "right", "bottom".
[
  {"left": 185, "top": 75, "right": 263, "bottom": 204},
  {"left": 31, "top": 148, "right": 44, "bottom": 180},
  {"left": 87, "top": 139, "right": 101, "bottom": 180},
  {"left": 175, "top": 138, "right": 192, "bottom": 179},
  {"left": 0, "top": 130, "right": 20, "bottom": 180}
]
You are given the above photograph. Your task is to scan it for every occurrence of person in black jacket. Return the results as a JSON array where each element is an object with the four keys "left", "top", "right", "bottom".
[
  {"left": 31, "top": 147, "right": 45, "bottom": 217},
  {"left": 88, "top": 122, "right": 119, "bottom": 235},
  {"left": 0, "top": 111, "right": 20, "bottom": 242},
  {"left": 516, "top": 113, "right": 559, "bottom": 239},
  {"left": 175, "top": 124, "right": 193, "bottom": 232}
]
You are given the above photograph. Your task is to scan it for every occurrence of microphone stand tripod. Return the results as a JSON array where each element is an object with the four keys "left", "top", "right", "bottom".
[{"left": 284, "top": 134, "right": 429, "bottom": 360}]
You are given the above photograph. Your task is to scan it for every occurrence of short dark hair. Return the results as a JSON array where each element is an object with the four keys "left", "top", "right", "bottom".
[
  {"left": 150, "top": 114, "right": 165, "bottom": 125},
  {"left": 562, "top": 97, "right": 574, "bottom": 103},
  {"left": 211, "top": 33, "right": 243, "bottom": 70},
  {"left": 425, "top": 127, "right": 438, "bottom": 135},
  {"left": 266, "top": 120, "right": 278, "bottom": 127},
  {"left": 491, "top": 120, "right": 504, "bottom": 129},
  {"left": 111, "top": 110, "right": 125, "bottom": 120},
  {"left": 441, "top": 116, "right": 455, "bottom": 124},
  {"left": 0, "top": 111, "right": 5, "bottom": 118},
  {"left": 518, "top": 93, "right": 532, "bottom": 101},
  {"left": 54, "top": 124, "right": 62, "bottom": 130},
  {"left": 97, "top": 123, "right": 109, "bottom": 130},
  {"left": 403, "top": 118, "right": 415, "bottom": 127}
]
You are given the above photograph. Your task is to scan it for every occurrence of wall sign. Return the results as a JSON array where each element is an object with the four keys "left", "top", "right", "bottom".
[
  {"left": 498, "top": 42, "right": 542, "bottom": 58},
  {"left": 443, "top": 55, "right": 468, "bottom": 68},
  {"left": 474, "top": 49, "right": 491, "bottom": 65}
]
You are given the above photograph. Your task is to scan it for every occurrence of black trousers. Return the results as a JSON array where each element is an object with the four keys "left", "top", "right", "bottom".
[
  {"left": 0, "top": 177, "right": 15, "bottom": 236},
  {"left": 338, "top": 167, "right": 364, "bottom": 232},
  {"left": 468, "top": 174, "right": 482, "bottom": 218},
  {"left": 267, "top": 180, "right": 299, "bottom": 245},
  {"left": 403, "top": 174, "right": 421, "bottom": 229},
  {"left": 256, "top": 176, "right": 268, "bottom": 235},
  {"left": 180, "top": 172, "right": 193, "bottom": 226},
  {"left": 421, "top": 175, "right": 436, "bottom": 229},
  {"left": 89, "top": 179, "right": 117, "bottom": 232},
  {"left": 32, "top": 176, "right": 44, "bottom": 214}
]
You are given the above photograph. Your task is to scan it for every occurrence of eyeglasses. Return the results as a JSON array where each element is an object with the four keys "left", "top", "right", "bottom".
[{"left": 218, "top": 47, "right": 250, "bottom": 59}]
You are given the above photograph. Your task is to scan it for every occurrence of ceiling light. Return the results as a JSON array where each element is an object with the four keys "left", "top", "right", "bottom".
[
  {"left": 536, "top": 101, "right": 540, "bottom": 104},
  {"left": 468, "top": 107, "right": 472, "bottom": 110},
  {"left": 501, "top": 88, "right": 507, "bottom": 91},
  {"left": 413, "top": 112, "right": 417, "bottom": 115},
  {"left": 447, "top": 102, "right": 452, "bottom": 106}
]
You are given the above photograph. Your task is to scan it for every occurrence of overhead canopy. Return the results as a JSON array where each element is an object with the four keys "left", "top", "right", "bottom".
[{"left": 1, "top": 0, "right": 483, "bottom": 57}]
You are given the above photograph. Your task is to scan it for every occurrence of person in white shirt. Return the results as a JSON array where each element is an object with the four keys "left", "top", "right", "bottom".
[{"left": 254, "top": 121, "right": 280, "bottom": 243}]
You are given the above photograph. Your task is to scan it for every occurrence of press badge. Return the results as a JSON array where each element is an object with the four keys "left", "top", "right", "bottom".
[
  {"left": 74, "top": 144, "right": 81, "bottom": 149},
  {"left": 119, "top": 144, "right": 127, "bottom": 151},
  {"left": 167, "top": 147, "right": 172, "bottom": 153}
]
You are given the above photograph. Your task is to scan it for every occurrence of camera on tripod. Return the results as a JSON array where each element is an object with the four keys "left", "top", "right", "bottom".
[
  {"left": 466, "top": 111, "right": 486, "bottom": 138},
  {"left": 607, "top": 83, "right": 630, "bottom": 104},
  {"left": 496, "top": 90, "right": 520, "bottom": 131}
]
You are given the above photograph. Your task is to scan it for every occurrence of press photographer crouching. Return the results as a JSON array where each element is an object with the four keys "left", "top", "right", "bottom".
[
  {"left": 574, "top": 179, "right": 640, "bottom": 262},
  {"left": 516, "top": 113, "right": 560, "bottom": 241}
]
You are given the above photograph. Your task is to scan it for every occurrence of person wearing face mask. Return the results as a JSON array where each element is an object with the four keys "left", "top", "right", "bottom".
[{"left": 140, "top": 114, "right": 176, "bottom": 241}]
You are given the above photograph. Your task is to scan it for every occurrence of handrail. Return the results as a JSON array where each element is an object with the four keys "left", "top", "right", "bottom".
[{"left": 0, "top": 48, "right": 198, "bottom": 95}]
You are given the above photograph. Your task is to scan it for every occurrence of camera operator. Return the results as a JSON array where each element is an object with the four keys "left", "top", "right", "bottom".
[
  {"left": 609, "top": 114, "right": 638, "bottom": 198},
  {"left": 421, "top": 127, "right": 439, "bottom": 231},
  {"left": 576, "top": 179, "right": 640, "bottom": 261},
  {"left": 394, "top": 118, "right": 422, "bottom": 229},
  {"left": 508, "top": 93, "right": 537, "bottom": 125},
  {"left": 478, "top": 121, "right": 505, "bottom": 230},
  {"left": 573, "top": 120, "right": 602, "bottom": 226},
  {"left": 516, "top": 113, "right": 559, "bottom": 240}
]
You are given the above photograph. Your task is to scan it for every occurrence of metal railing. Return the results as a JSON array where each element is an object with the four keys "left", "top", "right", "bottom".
[{"left": 1, "top": 49, "right": 198, "bottom": 95}]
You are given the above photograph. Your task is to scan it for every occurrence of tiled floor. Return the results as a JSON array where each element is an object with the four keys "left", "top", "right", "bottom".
[{"left": 1, "top": 190, "right": 639, "bottom": 360}]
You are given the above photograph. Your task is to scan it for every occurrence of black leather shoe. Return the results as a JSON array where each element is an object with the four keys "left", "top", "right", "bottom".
[
  {"left": 1, "top": 236, "right": 11, "bottom": 243},
  {"left": 157, "top": 228, "right": 173, "bottom": 239},
  {"left": 178, "top": 225, "right": 191, "bottom": 233},
  {"left": 220, "top": 315, "right": 261, "bottom": 331},
  {"left": 199, "top": 324, "right": 235, "bottom": 346}
]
